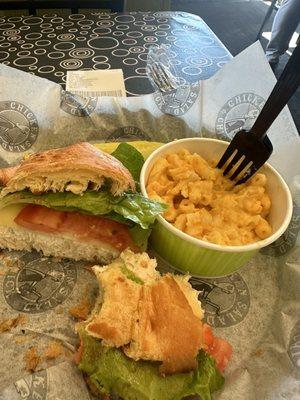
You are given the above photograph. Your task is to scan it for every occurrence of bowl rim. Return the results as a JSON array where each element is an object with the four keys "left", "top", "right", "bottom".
[{"left": 140, "top": 137, "right": 293, "bottom": 253}]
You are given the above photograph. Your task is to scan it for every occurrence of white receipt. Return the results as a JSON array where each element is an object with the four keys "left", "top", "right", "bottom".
[{"left": 66, "top": 69, "right": 126, "bottom": 97}]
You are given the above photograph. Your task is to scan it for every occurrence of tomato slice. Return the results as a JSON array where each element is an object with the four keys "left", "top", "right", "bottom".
[
  {"left": 15, "top": 204, "right": 136, "bottom": 252},
  {"left": 14, "top": 205, "right": 66, "bottom": 233},
  {"left": 203, "top": 323, "right": 232, "bottom": 372}
]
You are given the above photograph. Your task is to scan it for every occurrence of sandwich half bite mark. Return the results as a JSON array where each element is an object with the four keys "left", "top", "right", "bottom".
[{"left": 76, "top": 250, "right": 232, "bottom": 400}]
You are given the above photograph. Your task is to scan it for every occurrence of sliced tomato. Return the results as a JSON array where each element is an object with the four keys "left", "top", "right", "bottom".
[
  {"left": 207, "top": 336, "right": 232, "bottom": 372},
  {"left": 15, "top": 204, "right": 136, "bottom": 252},
  {"left": 15, "top": 205, "right": 66, "bottom": 233},
  {"left": 203, "top": 323, "right": 214, "bottom": 348},
  {"left": 203, "top": 323, "right": 232, "bottom": 372}
]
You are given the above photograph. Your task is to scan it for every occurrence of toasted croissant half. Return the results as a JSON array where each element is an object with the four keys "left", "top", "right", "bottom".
[{"left": 0, "top": 142, "right": 135, "bottom": 197}]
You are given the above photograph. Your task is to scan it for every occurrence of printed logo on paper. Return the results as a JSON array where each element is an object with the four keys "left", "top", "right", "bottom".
[
  {"left": 154, "top": 82, "right": 200, "bottom": 116},
  {"left": 215, "top": 93, "right": 266, "bottom": 141},
  {"left": 0, "top": 101, "right": 39, "bottom": 152},
  {"left": 14, "top": 370, "right": 47, "bottom": 400},
  {"left": 60, "top": 90, "right": 97, "bottom": 117},
  {"left": 190, "top": 273, "right": 250, "bottom": 327},
  {"left": 288, "top": 320, "right": 300, "bottom": 369},
  {"left": 3, "top": 252, "right": 77, "bottom": 313},
  {"left": 107, "top": 126, "right": 151, "bottom": 141},
  {"left": 261, "top": 203, "right": 300, "bottom": 257}
]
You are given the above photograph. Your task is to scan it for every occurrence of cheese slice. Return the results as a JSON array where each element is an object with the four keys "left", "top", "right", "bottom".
[{"left": 0, "top": 204, "right": 27, "bottom": 227}]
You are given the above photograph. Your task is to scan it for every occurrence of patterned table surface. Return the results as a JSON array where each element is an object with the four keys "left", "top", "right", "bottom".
[{"left": 0, "top": 11, "right": 231, "bottom": 96}]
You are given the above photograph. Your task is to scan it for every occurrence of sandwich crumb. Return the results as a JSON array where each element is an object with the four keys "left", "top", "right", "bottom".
[
  {"left": 43, "top": 341, "right": 64, "bottom": 360},
  {"left": 83, "top": 263, "right": 95, "bottom": 274},
  {"left": 69, "top": 286, "right": 92, "bottom": 320},
  {"left": 13, "top": 335, "right": 29, "bottom": 344},
  {"left": 251, "top": 348, "right": 265, "bottom": 357},
  {"left": 24, "top": 347, "right": 40, "bottom": 372},
  {"left": 0, "top": 314, "right": 27, "bottom": 333},
  {"left": 0, "top": 255, "right": 23, "bottom": 270}
]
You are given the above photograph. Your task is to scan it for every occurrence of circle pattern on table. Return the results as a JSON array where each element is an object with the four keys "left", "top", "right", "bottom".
[
  {"left": 123, "top": 58, "right": 138, "bottom": 66},
  {"left": 92, "top": 27, "right": 111, "bottom": 35},
  {"left": 60, "top": 59, "right": 83, "bottom": 69},
  {"left": 57, "top": 33, "right": 75, "bottom": 41},
  {"left": 122, "top": 38, "right": 137, "bottom": 46},
  {"left": 93, "top": 55, "right": 108, "bottom": 63},
  {"left": 0, "top": 51, "right": 9, "bottom": 61},
  {"left": 48, "top": 51, "right": 65, "bottom": 59},
  {"left": 115, "top": 15, "right": 135, "bottom": 23},
  {"left": 23, "top": 17, "right": 43, "bottom": 25},
  {"left": 69, "top": 48, "right": 95, "bottom": 59},
  {"left": 0, "top": 12, "right": 231, "bottom": 92},
  {"left": 38, "top": 65, "right": 55, "bottom": 73},
  {"left": 14, "top": 57, "right": 38, "bottom": 66},
  {"left": 54, "top": 42, "right": 75, "bottom": 51},
  {"left": 112, "top": 48, "right": 130, "bottom": 57},
  {"left": 88, "top": 37, "right": 118, "bottom": 50},
  {"left": 93, "top": 63, "right": 110, "bottom": 70},
  {"left": 25, "top": 32, "right": 42, "bottom": 40}
]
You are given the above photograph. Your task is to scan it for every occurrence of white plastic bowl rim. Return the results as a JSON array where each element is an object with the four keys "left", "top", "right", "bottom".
[{"left": 140, "top": 138, "right": 293, "bottom": 254}]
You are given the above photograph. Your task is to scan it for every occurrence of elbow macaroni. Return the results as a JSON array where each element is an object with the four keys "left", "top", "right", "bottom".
[{"left": 146, "top": 149, "right": 272, "bottom": 246}]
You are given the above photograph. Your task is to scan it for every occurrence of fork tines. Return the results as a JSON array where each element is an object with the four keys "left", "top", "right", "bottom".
[{"left": 217, "top": 131, "right": 272, "bottom": 185}]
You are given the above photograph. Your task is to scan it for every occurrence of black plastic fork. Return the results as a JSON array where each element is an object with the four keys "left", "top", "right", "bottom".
[{"left": 217, "top": 42, "right": 300, "bottom": 185}]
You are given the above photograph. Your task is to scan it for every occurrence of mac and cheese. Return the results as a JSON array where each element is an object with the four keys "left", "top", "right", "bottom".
[{"left": 146, "top": 148, "right": 272, "bottom": 246}]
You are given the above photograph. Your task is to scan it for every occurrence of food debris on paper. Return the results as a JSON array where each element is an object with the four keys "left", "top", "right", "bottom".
[
  {"left": 24, "top": 347, "right": 40, "bottom": 372},
  {"left": 13, "top": 335, "right": 29, "bottom": 344},
  {"left": 0, "top": 254, "right": 23, "bottom": 270},
  {"left": 43, "top": 341, "right": 64, "bottom": 360},
  {"left": 69, "top": 286, "right": 93, "bottom": 321},
  {"left": 0, "top": 314, "right": 27, "bottom": 333},
  {"left": 251, "top": 348, "right": 265, "bottom": 357}
]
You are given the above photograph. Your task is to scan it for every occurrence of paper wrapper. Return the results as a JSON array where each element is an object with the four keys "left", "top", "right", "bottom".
[{"left": 0, "top": 42, "right": 299, "bottom": 399}]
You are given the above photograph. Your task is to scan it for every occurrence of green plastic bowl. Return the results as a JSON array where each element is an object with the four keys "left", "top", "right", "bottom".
[{"left": 140, "top": 138, "right": 293, "bottom": 277}]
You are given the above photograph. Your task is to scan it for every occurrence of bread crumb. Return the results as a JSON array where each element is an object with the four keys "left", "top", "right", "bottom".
[
  {"left": 0, "top": 255, "right": 22, "bottom": 271},
  {"left": 69, "top": 286, "right": 92, "bottom": 320},
  {"left": 0, "top": 314, "right": 27, "bottom": 333},
  {"left": 63, "top": 347, "right": 73, "bottom": 358},
  {"left": 83, "top": 263, "right": 95, "bottom": 273},
  {"left": 0, "top": 270, "right": 5, "bottom": 276},
  {"left": 24, "top": 347, "right": 40, "bottom": 372},
  {"left": 43, "top": 341, "right": 63, "bottom": 360},
  {"left": 13, "top": 335, "right": 28, "bottom": 344},
  {"left": 251, "top": 348, "right": 265, "bottom": 357},
  {"left": 55, "top": 306, "right": 64, "bottom": 314}
]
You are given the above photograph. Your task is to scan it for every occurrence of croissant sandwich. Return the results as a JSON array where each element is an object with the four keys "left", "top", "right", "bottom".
[
  {"left": 0, "top": 142, "right": 166, "bottom": 262},
  {"left": 75, "top": 250, "right": 232, "bottom": 400}
]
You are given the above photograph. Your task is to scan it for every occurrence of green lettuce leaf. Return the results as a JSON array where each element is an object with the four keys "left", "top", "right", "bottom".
[
  {"left": 0, "top": 190, "right": 166, "bottom": 230},
  {"left": 111, "top": 143, "right": 145, "bottom": 182},
  {"left": 129, "top": 225, "right": 151, "bottom": 251},
  {"left": 120, "top": 263, "right": 144, "bottom": 285},
  {"left": 78, "top": 330, "right": 224, "bottom": 400}
]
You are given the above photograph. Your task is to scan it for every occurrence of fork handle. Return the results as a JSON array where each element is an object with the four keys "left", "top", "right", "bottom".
[{"left": 251, "top": 42, "right": 300, "bottom": 139}]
